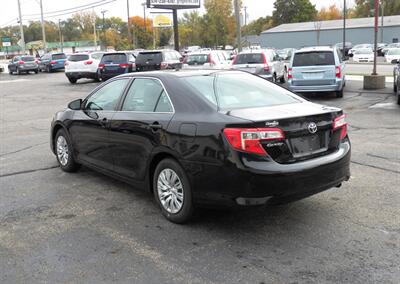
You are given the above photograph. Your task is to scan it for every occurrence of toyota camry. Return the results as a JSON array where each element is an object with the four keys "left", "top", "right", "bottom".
[{"left": 50, "top": 70, "right": 351, "bottom": 223}]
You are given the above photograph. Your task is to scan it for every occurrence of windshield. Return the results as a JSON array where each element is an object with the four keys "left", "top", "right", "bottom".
[
  {"left": 136, "top": 52, "right": 163, "bottom": 64},
  {"left": 234, "top": 53, "right": 265, "bottom": 64},
  {"left": 293, "top": 51, "right": 335, "bottom": 66},
  {"left": 387, "top": 49, "right": 400, "bottom": 55},
  {"left": 52, "top": 53, "right": 66, "bottom": 60},
  {"left": 354, "top": 49, "right": 373, "bottom": 54},
  {"left": 68, "top": 54, "right": 89, "bottom": 62},
  {"left": 186, "top": 54, "right": 209, "bottom": 65},
  {"left": 182, "top": 72, "right": 300, "bottom": 110},
  {"left": 101, "top": 54, "right": 127, "bottom": 64},
  {"left": 21, "top": 56, "right": 35, "bottom": 62}
]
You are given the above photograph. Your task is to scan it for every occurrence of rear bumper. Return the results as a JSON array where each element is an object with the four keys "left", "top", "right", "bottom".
[
  {"left": 66, "top": 71, "right": 97, "bottom": 79},
  {"left": 183, "top": 139, "right": 351, "bottom": 207},
  {"left": 288, "top": 79, "right": 343, "bottom": 92},
  {"left": 18, "top": 66, "right": 38, "bottom": 71}
]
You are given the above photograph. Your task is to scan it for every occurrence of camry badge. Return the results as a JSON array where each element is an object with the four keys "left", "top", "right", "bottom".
[
  {"left": 265, "top": 121, "right": 279, "bottom": 127},
  {"left": 308, "top": 122, "right": 318, "bottom": 134}
]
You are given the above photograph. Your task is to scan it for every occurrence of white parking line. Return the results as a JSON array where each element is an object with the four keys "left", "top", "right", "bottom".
[{"left": 0, "top": 79, "right": 30, "bottom": 84}]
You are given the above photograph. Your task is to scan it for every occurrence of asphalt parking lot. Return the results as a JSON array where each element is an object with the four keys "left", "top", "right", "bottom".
[{"left": 0, "top": 71, "right": 399, "bottom": 283}]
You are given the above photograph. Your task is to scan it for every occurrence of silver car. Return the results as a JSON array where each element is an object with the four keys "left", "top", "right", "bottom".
[
  {"left": 232, "top": 49, "right": 285, "bottom": 82},
  {"left": 288, "top": 46, "right": 345, "bottom": 98}
]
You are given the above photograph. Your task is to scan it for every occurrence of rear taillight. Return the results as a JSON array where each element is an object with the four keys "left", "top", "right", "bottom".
[
  {"left": 262, "top": 53, "right": 270, "bottom": 72},
  {"left": 232, "top": 55, "right": 237, "bottom": 65},
  {"left": 18, "top": 61, "right": 24, "bottom": 65},
  {"left": 287, "top": 68, "right": 292, "bottom": 79},
  {"left": 119, "top": 63, "right": 129, "bottom": 68},
  {"left": 335, "top": 66, "right": 341, "bottom": 78},
  {"left": 98, "top": 63, "right": 105, "bottom": 69},
  {"left": 208, "top": 54, "right": 216, "bottom": 66},
  {"left": 84, "top": 60, "right": 93, "bottom": 65},
  {"left": 333, "top": 114, "right": 347, "bottom": 140},
  {"left": 160, "top": 62, "right": 169, "bottom": 69},
  {"left": 50, "top": 61, "right": 56, "bottom": 65},
  {"left": 223, "top": 128, "right": 285, "bottom": 156}
]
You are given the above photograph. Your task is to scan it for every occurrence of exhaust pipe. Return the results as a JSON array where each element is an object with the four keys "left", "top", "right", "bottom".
[{"left": 335, "top": 183, "right": 342, "bottom": 188}]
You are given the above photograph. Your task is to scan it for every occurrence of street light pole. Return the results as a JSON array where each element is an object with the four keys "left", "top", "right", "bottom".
[
  {"left": 126, "top": 0, "right": 132, "bottom": 49},
  {"left": 39, "top": 0, "right": 47, "bottom": 52},
  {"left": 244, "top": 6, "right": 247, "bottom": 26},
  {"left": 380, "top": 0, "right": 384, "bottom": 43},
  {"left": 58, "top": 19, "right": 63, "bottom": 53},
  {"left": 234, "top": 0, "right": 241, "bottom": 52},
  {"left": 142, "top": 2, "right": 147, "bottom": 33},
  {"left": 101, "top": 10, "right": 107, "bottom": 51},
  {"left": 372, "top": 0, "right": 378, "bottom": 75},
  {"left": 17, "top": 0, "right": 25, "bottom": 54},
  {"left": 342, "top": 0, "right": 346, "bottom": 60}
]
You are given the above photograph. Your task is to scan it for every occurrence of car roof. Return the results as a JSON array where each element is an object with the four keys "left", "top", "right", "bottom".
[
  {"left": 295, "top": 46, "right": 335, "bottom": 53},
  {"left": 238, "top": 49, "right": 273, "bottom": 54},
  {"left": 118, "top": 69, "right": 243, "bottom": 79}
]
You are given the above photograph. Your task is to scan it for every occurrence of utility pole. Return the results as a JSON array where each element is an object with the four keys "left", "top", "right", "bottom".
[
  {"left": 234, "top": 0, "right": 241, "bottom": 52},
  {"left": 380, "top": 0, "right": 384, "bottom": 43},
  {"left": 126, "top": 0, "right": 132, "bottom": 49},
  {"left": 244, "top": 6, "right": 247, "bottom": 26},
  {"left": 172, "top": 9, "right": 179, "bottom": 51},
  {"left": 17, "top": 0, "right": 25, "bottom": 54},
  {"left": 39, "top": 0, "right": 47, "bottom": 52},
  {"left": 372, "top": 0, "right": 378, "bottom": 75},
  {"left": 101, "top": 10, "right": 107, "bottom": 51},
  {"left": 142, "top": 2, "right": 147, "bottom": 33},
  {"left": 58, "top": 19, "right": 63, "bottom": 52},
  {"left": 93, "top": 10, "right": 97, "bottom": 51},
  {"left": 342, "top": 0, "right": 346, "bottom": 60}
]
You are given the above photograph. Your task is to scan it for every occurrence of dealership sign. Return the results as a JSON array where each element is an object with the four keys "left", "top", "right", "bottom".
[
  {"left": 153, "top": 14, "right": 173, "bottom": 27},
  {"left": 1, "top": 36, "right": 11, "bottom": 47},
  {"left": 147, "top": 0, "right": 200, "bottom": 9}
]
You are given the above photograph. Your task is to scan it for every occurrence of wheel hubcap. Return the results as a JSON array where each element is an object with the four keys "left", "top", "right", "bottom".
[
  {"left": 56, "top": 136, "right": 69, "bottom": 166},
  {"left": 157, "top": 168, "right": 184, "bottom": 214}
]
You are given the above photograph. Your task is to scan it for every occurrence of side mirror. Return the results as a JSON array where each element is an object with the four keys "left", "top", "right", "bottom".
[{"left": 68, "top": 99, "right": 82, "bottom": 110}]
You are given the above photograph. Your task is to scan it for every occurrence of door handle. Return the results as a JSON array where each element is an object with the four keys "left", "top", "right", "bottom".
[
  {"left": 99, "top": 117, "right": 108, "bottom": 128},
  {"left": 148, "top": 122, "right": 162, "bottom": 131}
]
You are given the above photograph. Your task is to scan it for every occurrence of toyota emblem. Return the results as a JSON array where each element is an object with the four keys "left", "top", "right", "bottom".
[{"left": 308, "top": 122, "right": 318, "bottom": 134}]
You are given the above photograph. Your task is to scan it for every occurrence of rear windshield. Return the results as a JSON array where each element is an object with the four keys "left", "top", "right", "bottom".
[
  {"left": 52, "top": 53, "right": 66, "bottom": 60},
  {"left": 293, "top": 51, "right": 335, "bottom": 66},
  {"left": 136, "top": 52, "right": 163, "bottom": 64},
  {"left": 182, "top": 72, "right": 299, "bottom": 109},
  {"left": 186, "top": 54, "right": 209, "bottom": 65},
  {"left": 68, "top": 54, "right": 89, "bottom": 62},
  {"left": 21, "top": 56, "right": 35, "bottom": 62},
  {"left": 234, "top": 53, "right": 264, "bottom": 64},
  {"left": 101, "top": 54, "right": 127, "bottom": 64}
]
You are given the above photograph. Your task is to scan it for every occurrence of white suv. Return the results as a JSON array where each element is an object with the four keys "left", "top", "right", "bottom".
[{"left": 65, "top": 52, "right": 104, "bottom": 84}]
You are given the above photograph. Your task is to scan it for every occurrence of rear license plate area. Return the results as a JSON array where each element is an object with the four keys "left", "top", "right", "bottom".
[
  {"left": 289, "top": 132, "right": 328, "bottom": 158},
  {"left": 302, "top": 72, "right": 324, "bottom": 79}
]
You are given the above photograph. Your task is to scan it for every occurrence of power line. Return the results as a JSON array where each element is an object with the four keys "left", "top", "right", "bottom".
[
  {"left": 23, "top": 0, "right": 109, "bottom": 17},
  {"left": 22, "top": 0, "right": 117, "bottom": 21}
]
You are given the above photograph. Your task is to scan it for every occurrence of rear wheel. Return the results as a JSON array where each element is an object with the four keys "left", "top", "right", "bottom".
[
  {"left": 153, "top": 159, "right": 194, "bottom": 223},
  {"left": 68, "top": 77, "right": 77, "bottom": 84},
  {"left": 47, "top": 65, "right": 51, "bottom": 73},
  {"left": 272, "top": 73, "right": 277, "bottom": 83},
  {"left": 16, "top": 68, "right": 21, "bottom": 75},
  {"left": 394, "top": 80, "right": 397, "bottom": 93},
  {"left": 336, "top": 88, "right": 344, "bottom": 98},
  {"left": 279, "top": 72, "right": 286, "bottom": 83},
  {"left": 55, "top": 129, "right": 80, "bottom": 172},
  {"left": 34, "top": 69, "right": 38, "bottom": 74}
]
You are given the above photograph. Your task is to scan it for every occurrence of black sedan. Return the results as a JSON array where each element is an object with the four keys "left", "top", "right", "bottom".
[{"left": 50, "top": 70, "right": 351, "bottom": 223}]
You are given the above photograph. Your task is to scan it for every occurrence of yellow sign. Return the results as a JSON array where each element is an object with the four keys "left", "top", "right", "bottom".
[{"left": 153, "top": 14, "right": 172, "bottom": 28}]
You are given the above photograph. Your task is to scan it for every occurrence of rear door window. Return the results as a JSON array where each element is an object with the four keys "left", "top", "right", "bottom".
[
  {"left": 293, "top": 51, "right": 335, "bottom": 66},
  {"left": 234, "top": 53, "right": 264, "bottom": 64},
  {"left": 68, "top": 54, "right": 89, "bottom": 62}
]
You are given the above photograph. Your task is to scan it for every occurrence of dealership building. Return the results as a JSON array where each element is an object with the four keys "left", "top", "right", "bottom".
[{"left": 260, "top": 15, "right": 400, "bottom": 49}]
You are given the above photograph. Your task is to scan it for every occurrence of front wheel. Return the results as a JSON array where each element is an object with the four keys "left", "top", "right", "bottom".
[
  {"left": 68, "top": 77, "right": 77, "bottom": 84},
  {"left": 153, "top": 159, "right": 194, "bottom": 223},
  {"left": 16, "top": 68, "right": 21, "bottom": 75},
  {"left": 55, "top": 129, "right": 80, "bottom": 172}
]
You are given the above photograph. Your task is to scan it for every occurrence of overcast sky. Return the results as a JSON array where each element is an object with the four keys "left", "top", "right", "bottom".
[{"left": 1, "top": 0, "right": 355, "bottom": 28}]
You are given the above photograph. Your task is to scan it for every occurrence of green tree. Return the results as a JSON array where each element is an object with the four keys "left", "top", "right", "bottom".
[
  {"left": 242, "top": 16, "right": 273, "bottom": 36},
  {"left": 353, "top": 0, "right": 400, "bottom": 17},
  {"left": 272, "top": 0, "right": 317, "bottom": 26}
]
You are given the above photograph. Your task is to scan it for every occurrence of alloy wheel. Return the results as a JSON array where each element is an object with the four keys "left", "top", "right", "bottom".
[
  {"left": 157, "top": 168, "right": 184, "bottom": 214},
  {"left": 56, "top": 135, "right": 69, "bottom": 166}
]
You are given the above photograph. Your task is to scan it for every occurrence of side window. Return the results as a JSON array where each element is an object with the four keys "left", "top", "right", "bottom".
[
  {"left": 13, "top": 57, "right": 20, "bottom": 62},
  {"left": 155, "top": 91, "right": 173, "bottom": 112},
  {"left": 122, "top": 78, "right": 165, "bottom": 112},
  {"left": 85, "top": 79, "right": 129, "bottom": 111}
]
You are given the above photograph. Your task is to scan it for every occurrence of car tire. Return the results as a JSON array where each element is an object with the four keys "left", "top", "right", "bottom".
[
  {"left": 68, "top": 77, "right": 77, "bottom": 84},
  {"left": 153, "top": 158, "right": 194, "bottom": 224},
  {"left": 16, "top": 68, "right": 21, "bottom": 75},
  {"left": 394, "top": 81, "right": 397, "bottom": 93},
  {"left": 280, "top": 73, "right": 286, "bottom": 83},
  {"left": 54, "top": 129, "right": 80, "bottom": 172},
  {"left": 8, "top": 68, "right": 13, "bottom": 75},
  {"left": 34, "top": 69, "right": 38, "bottom": 74},
  {"left": 47, "top": 65, "right": 51, "bottom": 73},
  {"left": 336, "top": 88, "right": 344, "bottom": 98},
  {"left": 272, "top": 73, "right": 277, "bottom": 83}
]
